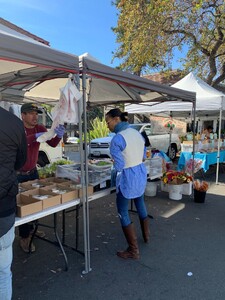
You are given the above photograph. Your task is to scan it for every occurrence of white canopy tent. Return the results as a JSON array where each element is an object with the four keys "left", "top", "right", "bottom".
[
  {"left": 125, "top": 72, "right": 225, "bottom": 118},
  {"left": 126, "top": 72, "right": 225, "bottom": 184}
]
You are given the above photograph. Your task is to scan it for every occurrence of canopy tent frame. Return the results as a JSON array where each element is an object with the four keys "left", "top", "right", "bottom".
[{"left": 79, "top": 57, "right": 196, "bottom": 273}]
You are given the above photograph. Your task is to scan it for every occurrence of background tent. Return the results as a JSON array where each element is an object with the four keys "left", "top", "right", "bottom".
[
  {"left": 125, "top": 72, "right": 225, "bottom": 119},
  {"left": 125, "top": 72, "right": 225, "bottom": 184}
]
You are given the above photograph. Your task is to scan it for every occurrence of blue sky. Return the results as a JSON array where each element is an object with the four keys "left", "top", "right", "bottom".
[
  {"left": 0, "top": 0, "right": 184, "bottom": 70},
  {"left": 0, "top": 0, "right": 120, "bottom": 66}
]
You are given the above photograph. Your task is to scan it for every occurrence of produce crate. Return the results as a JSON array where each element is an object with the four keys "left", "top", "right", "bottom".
[
  {"left": 56, "top": 164, "right": 111, "bottom": 185},
  {"left": 149, "top": 157, "right": 162, "bottom": 178}
]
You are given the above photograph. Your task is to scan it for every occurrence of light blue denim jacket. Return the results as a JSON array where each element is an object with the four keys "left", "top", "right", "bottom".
[{"left": 110, "top": 122, "right": 147, "bottom": 198}]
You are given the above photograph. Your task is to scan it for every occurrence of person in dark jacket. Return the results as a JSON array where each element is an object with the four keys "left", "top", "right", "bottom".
[{"left": 0, "top": 107, "right": 27, "bottom": 300}]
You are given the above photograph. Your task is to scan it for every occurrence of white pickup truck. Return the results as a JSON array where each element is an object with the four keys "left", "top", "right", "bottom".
[{"left": 89, "top": 123, "right": 181, "bottom": 160}]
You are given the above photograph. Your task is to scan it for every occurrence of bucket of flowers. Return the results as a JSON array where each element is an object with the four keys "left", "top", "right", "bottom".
[
  {"left": 161, "top": 171, "right": 192, "bottom": 200},
  {"left": 182, "top": 173, "right": 193, "bottom": 195},
  {"left": 161, "top": 171, "right": 191, "bottom": 185},
  {"left": 193, "top": 180, "right": 209, "bottom": 203}
]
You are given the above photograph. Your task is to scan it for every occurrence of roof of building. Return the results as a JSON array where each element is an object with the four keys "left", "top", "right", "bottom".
[{"left": 142, "top": 70, "right": 183, "bottom": 85}]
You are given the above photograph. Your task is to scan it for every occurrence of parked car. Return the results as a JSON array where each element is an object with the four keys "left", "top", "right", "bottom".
[
  {"left": 66, "top": 137, "right": 79, "bottom": 144},
  {"left": 89, "top": 123, "right": 181, "bottom": 160}
]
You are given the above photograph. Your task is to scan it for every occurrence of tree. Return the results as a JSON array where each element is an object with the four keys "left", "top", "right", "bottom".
[
  {"left": 87, "top": 106, "right": 104, "bottom": 130},
  {"left": 112, "top": 0, "right": 225, "bottom": 87}
]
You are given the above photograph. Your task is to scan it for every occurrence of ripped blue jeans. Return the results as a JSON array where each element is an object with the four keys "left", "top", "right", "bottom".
[
  {"left": 0, "top": 225, "right": 14, "bottom": 300},
  {"left": 116, "top": 189, "right": 147, "bottom": 227}
]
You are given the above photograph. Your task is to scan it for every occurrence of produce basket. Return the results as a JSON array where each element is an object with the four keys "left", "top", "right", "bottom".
[
  {"left": 56, "top": 163, "right": 111, "bottom": 185},
  {"left": 88, "top": 159, "right": 113, "bottom": 171}
]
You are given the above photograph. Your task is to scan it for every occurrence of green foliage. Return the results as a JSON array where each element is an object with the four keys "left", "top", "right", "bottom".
[
  {"left": 40, "top": 104, "right": 52, "bottom": 113},
  {"left": 38, "top": 159, "right": 73, "bottom": 178},
  {"left": 112, "top": 0, "right": 225, "bottom": 86},
  {"left": 88, "top": 117, "right": 109, "bottom": 140},
  {"left": 87, "top": 106, "right": 104, "bottom": 130}
]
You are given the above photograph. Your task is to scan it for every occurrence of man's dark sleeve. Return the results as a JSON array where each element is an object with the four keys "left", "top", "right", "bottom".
[{"left": 14, "top": 126, "right": 27, "bottom": 171}]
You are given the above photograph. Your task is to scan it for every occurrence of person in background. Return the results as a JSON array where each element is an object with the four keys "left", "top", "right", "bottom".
[
  {"left": 202, "top": 125, "right": 213, "bottom": 139},
  {"left": 0, "top": 107, "right": 27, "bottom": 300},
  {"left": 18, "top": 103, "right": 65, "bottom": 253},
  {"left": 105, "top": 108, "right": 149, "bottom": 260}
]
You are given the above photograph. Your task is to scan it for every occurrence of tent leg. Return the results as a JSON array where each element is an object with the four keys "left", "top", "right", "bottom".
[{"left": 216, "top": 109, "right": 222, "bottom": 184}]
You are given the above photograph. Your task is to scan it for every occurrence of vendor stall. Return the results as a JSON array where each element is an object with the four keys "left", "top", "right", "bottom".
[
  {"left": 178, "top": 150, "right": 225, "bottom": 173},
  {"left": 0, "top": 30, "right": 196, "bottom": 274},
  {"left": 126, "top": 72, "right": 225, "bottom": 184}
]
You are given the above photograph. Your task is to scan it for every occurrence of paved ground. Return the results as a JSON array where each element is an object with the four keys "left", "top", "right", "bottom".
[{"left": 12, "top": 161, "right": 225, "bottom": 300}]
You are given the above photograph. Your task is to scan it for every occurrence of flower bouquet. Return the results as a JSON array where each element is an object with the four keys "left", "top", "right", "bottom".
[
  {"left": 161, "top": 171, "right": 193, "bottom": 197},
  {"left": 193, "top": 180, "right": 209, "bottom": 203},
  {"left": 185, "top": 158, "right": 203, "bottom": 174},
  {"left": 161, "top": 171, "right": 192, "bottom": 185}
]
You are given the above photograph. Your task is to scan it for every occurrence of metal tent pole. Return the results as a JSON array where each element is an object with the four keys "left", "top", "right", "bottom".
[
  {"left": 82, "top": 68, "right": 91, "bottom": 273},
  {"left": 216, "top": 108, "right": 222, "bottom": 185},
  {"left": 192, "top": 96, "right": 197, "bottom": 181},
  {"left": 78, "top": 69, "right": 91, "bottom": 274}
]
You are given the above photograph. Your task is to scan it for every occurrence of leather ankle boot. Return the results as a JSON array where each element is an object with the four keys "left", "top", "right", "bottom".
[
  {"left": 140, "top": 217, "right": 150, "bottom": 243},
  {"left": 117, "top": 223, "right": 140, "bottom": 259}
]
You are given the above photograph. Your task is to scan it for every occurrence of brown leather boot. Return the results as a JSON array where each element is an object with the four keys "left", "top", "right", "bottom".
[
  {"left": 140, "top": 217, "right": 150, "bottom": 243},
  {"left": 117, "top": 223, "right": 140, "bottom": 259}
]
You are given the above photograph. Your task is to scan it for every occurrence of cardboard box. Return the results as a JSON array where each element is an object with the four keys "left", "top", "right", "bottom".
[
  {"left": 20, "top": 179, "right": 53, "bottom": 190},
  {"left": 40, "top": 177, "right": 72, "bottom": 185},
  {"left": 182, "top": 141, "right": 198, "bottom": 145},
  {"left": 78, "top": 185, "right": 94, "bottom": 197},
  {"left": 42, "top": 184, "right": 79, "bottom": 204},
  {"left": 54, "top": 182, "right": 94, "bottom": 198},
  {"left": 22, "top": 188, "right": 61, "bottom": 209},
  {"left": 16, "top": 193, "right": 43, "bottom": 217}
]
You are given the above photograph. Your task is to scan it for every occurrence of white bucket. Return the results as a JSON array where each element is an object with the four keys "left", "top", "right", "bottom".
[
  {"left": 145, "top": 181, "right": 157, "bottom": 197},
  {"left": 182, "top": 182, "right": 192, "bottom": 195},
  {"left": 161, "top": 181, "right": 169, "bottom": 192},
  {"left": 168, "top": 184, "right": 183, "bottom": 201}
]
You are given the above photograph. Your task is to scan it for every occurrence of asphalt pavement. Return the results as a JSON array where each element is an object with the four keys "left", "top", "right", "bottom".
[{"left": 12, "top": 158, "right": 225, "bottom": 300}]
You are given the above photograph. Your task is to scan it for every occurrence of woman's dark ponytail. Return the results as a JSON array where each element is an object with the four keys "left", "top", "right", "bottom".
[{"left": 106, "top": 108, "right": 128, "bottom": 122}]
